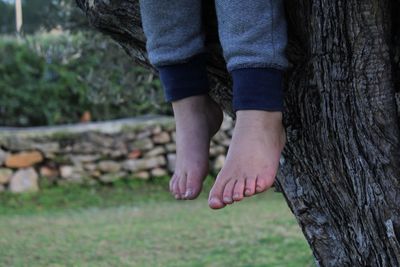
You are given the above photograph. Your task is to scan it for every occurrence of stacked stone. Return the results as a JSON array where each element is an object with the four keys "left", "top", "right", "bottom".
[
  {"left": 0, "top": 115, "right": 234, "bottom": 193},
  {"left": 0, "top": 150, "right": 41, "bottom": 193}
]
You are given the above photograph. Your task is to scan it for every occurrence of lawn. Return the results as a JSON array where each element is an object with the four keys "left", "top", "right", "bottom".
[{"left": 0, "top": 177, "right": 315, "bottom": 267}]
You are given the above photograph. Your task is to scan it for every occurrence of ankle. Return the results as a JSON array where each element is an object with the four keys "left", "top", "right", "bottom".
[{"left": 172, "top": 94, "right": 209, "bottom": 114}]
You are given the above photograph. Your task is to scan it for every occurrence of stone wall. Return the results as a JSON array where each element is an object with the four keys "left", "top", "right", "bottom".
[{"left": 0, "top": 115, "right": 233, "bottom": 193}]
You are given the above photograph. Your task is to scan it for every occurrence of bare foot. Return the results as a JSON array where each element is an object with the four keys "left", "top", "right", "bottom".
[
  {"left": 170, "top": 95, "right": 223, "bottom": 200},
  {"left": 208, "top": 110, "right": 286, "bottom": 209}
]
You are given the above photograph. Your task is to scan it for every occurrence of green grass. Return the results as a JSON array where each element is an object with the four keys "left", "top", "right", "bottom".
[{"left": 0, "top": 177, "right": 315, "bottom": 267}]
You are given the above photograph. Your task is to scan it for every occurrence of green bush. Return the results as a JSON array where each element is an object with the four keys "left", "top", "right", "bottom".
[{"left": 0, "top": 32, "right": 171, "bottom": 127}]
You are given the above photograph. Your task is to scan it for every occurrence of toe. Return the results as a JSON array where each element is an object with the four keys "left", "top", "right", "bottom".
[
  {"left": 255, "top": 175, "right": 272, "bottom": 193},
  {"left": 222, "top": 180, "right": 236, "bottom": 204},
  {"left": 184, "top": 170, "right": 204, "bottom": 200},
  {"left": 172, "top": 174, "right": 182, "bottom": 199},
  {"left": 208, "top": 175, "right": 229, "bottom": 209},
  {"left": 170, "top": 174, "right": 180, "bottom": 198},
  {"left": 244, "top": 177, "right": 256, "bottom": 197},
  {"left": 178, "top": 173, "right": 187, "bottom": 199},
  {"left": 232, "top": 179, "right": 245, "bottom": 201},
  {"left": 208, "top": 197, "right": 225, "bottom": 209},
  {"left": 169, "top": 174, "right": 176, "bottom": 194}
]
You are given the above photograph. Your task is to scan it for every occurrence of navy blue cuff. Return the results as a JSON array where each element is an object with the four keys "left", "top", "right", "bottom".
[
  {"left": 231, "top": 68, "right": 284, "bottom": 112},
  {"left": 157, "top": 53, "right": 210, "bottom": 102}
]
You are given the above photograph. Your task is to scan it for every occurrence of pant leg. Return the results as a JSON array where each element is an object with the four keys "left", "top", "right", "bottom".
[
  {"left": 215, "top": 0, "right": 289, "bottom": 112},
  {"left": 139, "top": 1, "right": 210, "bottom": 101}
]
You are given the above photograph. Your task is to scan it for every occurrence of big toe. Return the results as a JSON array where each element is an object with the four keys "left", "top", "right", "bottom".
[
  {"left": 171, "top": 173, "right": 185, "bottom": 199},
  {"left": 208, "top": 177, "right": 228, "bottom": 209},
  {"left": 184, "top": 171, "right": 205, "bottom": 200},
  {"left": 208, "top": 196, "right": 225, "bottom": 209}
]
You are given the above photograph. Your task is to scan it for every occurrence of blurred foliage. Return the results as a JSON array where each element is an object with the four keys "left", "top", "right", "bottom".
[
  {"left": 0, "top": 32, "right": 171, "bottom": 127},
  {"left": 0, "top": 0, "right": 89, "bottom": 34},
  {"left": 0, "top": 1, "right": 14, "bottom": 33}
]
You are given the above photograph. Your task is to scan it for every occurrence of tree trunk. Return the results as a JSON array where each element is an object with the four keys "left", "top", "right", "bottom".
[{"left": 76, "top": 0, "right": 400, "bottom": 265}]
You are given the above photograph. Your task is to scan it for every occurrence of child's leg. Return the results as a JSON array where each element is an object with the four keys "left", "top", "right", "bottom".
[
  {"left": 139, "top": 1, "right": 223, "bottom": 200},
  {"left": 208, "top": 0, "right": 288, "bottom": 209}
]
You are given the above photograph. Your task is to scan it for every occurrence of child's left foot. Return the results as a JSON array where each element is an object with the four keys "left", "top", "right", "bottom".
[{"left": 208, "top": 110, "right": 286, "bottom": 209}]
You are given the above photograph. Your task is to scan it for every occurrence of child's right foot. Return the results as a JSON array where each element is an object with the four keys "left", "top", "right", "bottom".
[
  {"left": 170, "top": 95, "right": 223, "bottom": 200},
  {"left": 208, "top": 110, "right": 286, "bottom": 209}
]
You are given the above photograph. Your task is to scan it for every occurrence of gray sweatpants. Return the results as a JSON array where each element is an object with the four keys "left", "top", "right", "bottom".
[
  {"left": 139, "top": 0, "right": 288, "bottom": 71},
  {"left": 139, "top": 0, "right": 289, "bottom": 111}
]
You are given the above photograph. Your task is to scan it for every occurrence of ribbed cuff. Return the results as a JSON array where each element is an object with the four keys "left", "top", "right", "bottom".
[
  {"left": 231, "top": 68, "right": 284, "bottom": 112},
  {"left": 157, "top": 53, "right": 210, "bottom": 102}
]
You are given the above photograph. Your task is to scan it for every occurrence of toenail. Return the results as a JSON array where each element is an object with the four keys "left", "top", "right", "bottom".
[
  {"left": 223, "top": 196, "right": 232, "bottom": 203},
  {"left": 256, "top": 186, "right": 262, "bottom": 192},
  {"left": 209, "top": 197, "right": 220, "bottom": 204},
  {"left": 233, "top": 194, "right": 240, "bottom": 199},
  {"left": 245, "top": 189, "right": 251, "bottom": 196},
  {"left": 175, "top": 194, "right": 180, "bottom": 199},
  {"left": 185, "top": 189, "right": 193, "bottom": 198}
]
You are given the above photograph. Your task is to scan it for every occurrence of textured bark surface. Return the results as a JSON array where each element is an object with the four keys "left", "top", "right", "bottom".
[{"left": 76, "top": 0, "right": 400, "bottom": 266}]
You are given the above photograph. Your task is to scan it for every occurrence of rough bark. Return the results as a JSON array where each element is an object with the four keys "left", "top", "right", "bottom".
[{"left": 76, "top": 0, "right": 400, "bottom": 266}]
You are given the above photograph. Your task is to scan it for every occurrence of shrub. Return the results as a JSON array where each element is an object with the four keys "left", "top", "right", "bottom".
[{"left": 0, "top": 32, "right": 171, "bottom": 127}]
